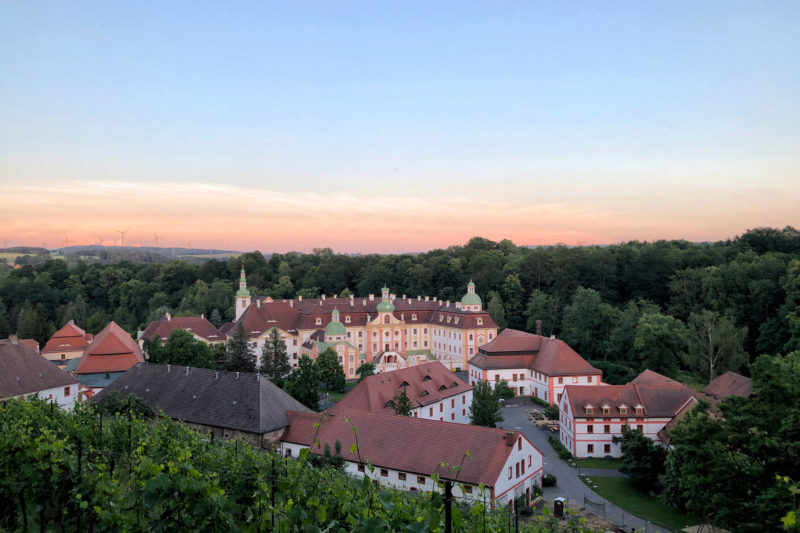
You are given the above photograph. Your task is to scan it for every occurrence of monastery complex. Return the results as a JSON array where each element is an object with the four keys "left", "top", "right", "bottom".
[{"left": 222, "top": 267, "right": 499, "bottom": 377}]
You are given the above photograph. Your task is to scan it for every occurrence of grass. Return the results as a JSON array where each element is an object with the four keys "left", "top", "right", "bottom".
[
  {"left": 320, "top": 380, "right": 359, "bottom": 403},
  {"left": 581, "top": 475, "right": 698, "bottom": 531},
  {"left": 575, "top": 458, "right": 623, "bottom": 469}
]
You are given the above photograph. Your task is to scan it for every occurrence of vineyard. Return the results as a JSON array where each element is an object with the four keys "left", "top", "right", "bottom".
[{"left": 0, "top": 397, "right": 595, "bottom": 532}]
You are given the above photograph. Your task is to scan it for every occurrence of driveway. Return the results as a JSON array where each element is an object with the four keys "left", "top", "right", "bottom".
[{"left": 499, "top": 399, "right": 673, "bottom": 533}]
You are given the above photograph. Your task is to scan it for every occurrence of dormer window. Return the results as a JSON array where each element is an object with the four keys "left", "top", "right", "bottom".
[
  {"left": 419, "top": 390, "right": 429, "bottom": 397},
  {"left": 620, "top": 407, "right": 627, "bottom": 415},
  {"left": 400, "top": 381, "right": 409, "bottom": 387},
  {"left": 477, "top": 318, "right": 483, "bottom": 326},
  {"left": 412, "top": 313, "right": 417, "bottom": 321},
  {"left": 422, "top": 375, "right": 431, "bottom": 382},
  {"left": 602, "top": 406, "right": 610, "bottom": 415},
  {"left": 447, "top": 316, "right": 452, "bottom": 323},
  {"left": 438, "top": 385, "right": 447, "bottom": 391},
  {"left": 384, "top": 401, "right": 394, "bottom": 408},
  {"left": 635, "top": 407, "right": 644, "bottom": 415},
  {"left": 315, "top": 318, "right": 322, "bottom": 326},
  {"left": 586, "top": 407, "right": 594, "bottom": 415},
  {"left": 454, "top": 318, "right": 459, "bottom": 324},
  {"left": 345, "top": 316, "right": 351, "bottom": 323},
  {"left": 450, "top": 381, "right": 459, "bottom": 388}
]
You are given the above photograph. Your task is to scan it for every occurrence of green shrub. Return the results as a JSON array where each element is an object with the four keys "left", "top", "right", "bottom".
[
  {"left": 548, "top": 436, "right": 573, "bottom": 461},
  {"left": 531, "top": 397, "right": 549, "bottom": 408},
  {"left": 543, "top": 473, "right": 557, "bottom": 487},
  {"left": 543, "top": 404, "right": 560, "bottom": 420}
]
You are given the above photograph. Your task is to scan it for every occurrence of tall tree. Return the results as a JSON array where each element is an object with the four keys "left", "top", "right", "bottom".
[
  {"left": 469, "top": 380, "right": 503, "bottom": 428},
  {"left": 524, "top": 290, "right": 557, "bottom": 336},
  {"left": 501, "top": 274, "right": 525, "bottom": 330},
  {"left": 285, "top": 355, "right": 320, "bottom": 410},
  {"left": 16, "top": 300, "right": 50, "bottom": 346},
  {"left": 158, "top": 329, "right": 216, "bottom": 369},
  {"left": 0, "top": 297, "right": 9, "bottom": 338},
  {"left": 316, "top": 348, "right": 346, "bottom": 393},
  {"left": 633, "top": 312, "right": 688, "bottom": 377},
  {"left": 487, "top": 291, "right": 506, "bottom": 330},
  {"left": 560, "top": 287, "right": 619, "bottom": 360},
  {"left": 389, "top": 387, "right": 413, "bottom": 416},
  {"left": 613, "top": 424, "right": 667, "bottom": 491},
  {"left": 259, "top": 328, "right": 291, "bottom": 385},
  {"left": 224, "top": 323, "right": 256, "bottom": 372},
  {"left": 684, "top": 310, "right": 747, "bottom": 382}
]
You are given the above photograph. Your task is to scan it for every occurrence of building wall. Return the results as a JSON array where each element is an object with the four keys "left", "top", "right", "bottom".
[
  {"left": 412, "top": 391, "right": 473, "bottom": 424},
  {"left": 41, "top": 349, "right": 84, "bottom": 365},
  {"left": 13, "top": 383, "right": 78, "bottom": 410},
  {"left": 558, "top": 391, "right": 671, "bottom": 458},
  {"left": 488, "top": 435, "right": 543, "bottom": 507},
  {"left": 467, "top": 366, "right": 600, "bottom": 405}
]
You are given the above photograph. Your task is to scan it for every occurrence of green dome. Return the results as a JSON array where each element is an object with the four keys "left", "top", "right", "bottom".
[
  {"left": 325, "top": 320, "right": 346, "bottom": 337},
  {"left": 236, "top": 287, "right": 251, "bottom": 297},
  {"left": 376, "top": 300, "right": 395, "bottom": 313},
  {"left": 461, "top": 293, "right": 481, "bottom": 306}
]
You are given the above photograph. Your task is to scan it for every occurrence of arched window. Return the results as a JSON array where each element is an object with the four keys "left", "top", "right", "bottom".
[{"left": 384, "top": 315, "right": 390, "bottom": 324}]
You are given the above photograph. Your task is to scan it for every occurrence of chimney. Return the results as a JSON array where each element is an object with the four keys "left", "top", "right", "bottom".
[
  {"left": 298, "top": 295, "right": 303, "bottom": 301},
  {"left": 167, "top": 364, "right": 171, "bottom": 372},
  {"left": 215, "top": 372, "right": 219, "bottom": 380},
  {"left": 185, "top": 366, "right": 189, "bottom": 375},
  {"left": 402, "top": 294, "right": 406, "bottom": 299},
  {"left": 68, "top": 319, "right": 75, "bottom": 325},
  {"left": 201, "top": 313, "right": 205, "bottom": 319},
  {"left": 236, "top": 372, "right": 240, "bottom": 380},
  {"left": 363, "top": 299, "right": 366, "bottom": 306},
  {"left": 446, "top": 300, "right": 450, "bottom": 307},
  {"left": 550, "top": 334, "right": 555, "bottom": 340},
  {"left": 322, "top": 294, "right": 326, "bottom": 301},
  {"left": 333, "top": 294, "right": 337, "bottom": 299},
  {"left": 424, "top": 296, "right": 429, "bottom": 302},
  {"left": 536, "top": 320, "right": 542, "bottom": 336},
  {"left": 369, "top": 294, "right": 374, "bottom": 301},
  {"left": 506, "top": 432, "right": 516, "bottom": 446},
  {"left": 9, "top": 334, "right": 17, "bottom": 344},
  {"left": 257, "top": 300, "right": 261, "bottom": 309},
  {"left": 289, "top": 300, "right": 293, "bottom": 308},
  {"left": 166, "top": 312, "right": 171, "bottom": 321}
]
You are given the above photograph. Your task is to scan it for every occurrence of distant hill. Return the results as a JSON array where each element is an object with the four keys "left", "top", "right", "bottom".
[{"left": 0, "top": 245, "right": 243, "bottom": 266}]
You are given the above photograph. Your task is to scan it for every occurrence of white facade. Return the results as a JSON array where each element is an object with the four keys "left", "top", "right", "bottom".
[
  {"left": 467, "top": 366, "right": 600, "bottom": 405},
  {"left": 280, "top": 432, "right": 542, "bottom": 507},
  {"left": 559, "top": 388, "right": 672, "bottom": 458},
  {"left": 412, "top": 390, "right": 473, "bottom": 424},
  {"left": 10, "top": 383, "right": 78, "bottom": 410}
]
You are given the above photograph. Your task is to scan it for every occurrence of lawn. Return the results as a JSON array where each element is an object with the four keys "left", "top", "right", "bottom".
[
  {"left": 581, "top": 475, "right": 698, "bottom": 532},
  {"left": 575, "top": 458, "right": 622, "bottom": 469},
  {"left": 320, "top": 380, "right": 359, "bottom": 403}
]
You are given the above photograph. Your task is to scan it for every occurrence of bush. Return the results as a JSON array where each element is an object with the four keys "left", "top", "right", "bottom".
[
  {"left": 548, "top": 436, "right": 573, "bottom": 461},
  {"left": 544, "top": 404, "right": 560, "bottom": 420},
  {"left": 531, "top": 397, "right": 549, "bottom": 408},
  {"left": 543, "top": 473, "right": 557, "bottom": 487}
]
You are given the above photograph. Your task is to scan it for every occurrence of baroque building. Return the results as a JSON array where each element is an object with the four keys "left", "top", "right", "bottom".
[{"left": 223, "top": 271, "right": 497, "bottom": 376}]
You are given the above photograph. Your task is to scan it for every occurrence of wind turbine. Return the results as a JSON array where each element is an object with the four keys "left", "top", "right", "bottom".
[
  {"left": 115, "top": 227, "right": 131, "bottom": 247},
  {"left": 153, "top": 232, "right": 164, "bottom": 248},
  {"left": 97, "top": 236, "right": 105, "bottom": 246},
  {"left": 63, "top": 233, "right": 75, "bottom": 247}
]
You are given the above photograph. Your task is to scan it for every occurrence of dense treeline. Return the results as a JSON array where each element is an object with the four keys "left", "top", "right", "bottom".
[
  {"left": 0, "top": 397, "right": 595, "bottom": 532},
  {"left": 1, "top": 227, "right": 799, "bottom": 384}
]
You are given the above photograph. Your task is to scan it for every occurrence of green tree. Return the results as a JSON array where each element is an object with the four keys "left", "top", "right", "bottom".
[
  {"left": 157, "top": 329, "right": 216, "bottom": 369},
  {"left": 560, "top": 287, "right": 619, "bottom": 360},
  {"left": 613, "top": 424, "right": 667, "bottom": 491},
  {"left": 356, "top": 361, "right": 375, "bottom": 381},
  {"left": 469, "top": 380, "right": 503, "bottom": 427},
  {"left": 259, "top": 328, "right": 291, "bottom": 385},
  {"left": 524, "top": 290, "right": 557, "bottom": 336},
  {"left": 607, "top": 299, "right": 660, "bottom": 363},
  {"left": 487, "top": 291, "right": 506, "bottom": 330},
  {"left": 316, "top": 348, "right": 346, "bottom": 393},
  {"left": 224, "top": 322, "right": 256, "bottom": 372},
  {"left": 285, "top": 354, "right": 320, "bottom": 410},
  {"left": 633, "top": 312, "right": 687, "bottom": 377},
  {"left": 0, "top": 297, "right": 10, "bottom": 338},
  {"left": 389, "top": 387, "right": 413, "bottom": 416},
  {"left": 86, "top": 309, "right": 110, "bottom": 335},
  {"left": 272, "top": 275, "right": 294, "bottom": 299},
  {"left": 502, "top": 274, "right": 525, "bottom": 330},
  {"left": 494, "top": 379, "right": 516, "bottom": 400},
  {"left": 16, "top": 300, "right": 51, "bottom": 346},
  {"left": 684, "top": 310, "right": 747, "bottom": 382}
]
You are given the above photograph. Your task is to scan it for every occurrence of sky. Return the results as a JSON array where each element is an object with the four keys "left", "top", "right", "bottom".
[{"left": 1, "top": 1, "right": 798, "bottom": 253}]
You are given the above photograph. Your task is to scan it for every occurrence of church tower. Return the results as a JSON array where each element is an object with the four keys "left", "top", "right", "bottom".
[{"left": 235, "top": 263, "right": 251, "bottom": 320}]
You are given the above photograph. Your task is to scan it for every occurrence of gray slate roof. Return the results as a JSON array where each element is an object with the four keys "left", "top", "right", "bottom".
[
  {"left": 0, "top": 338, "right": 78, "bottom": 399},
  {"left": 92, "top": 363, "right": 313, "bottom": 434}
]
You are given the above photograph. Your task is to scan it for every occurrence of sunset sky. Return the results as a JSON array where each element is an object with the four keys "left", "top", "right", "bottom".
[{"left": 1, "top": 2, "right": 798, "bottom": 253}]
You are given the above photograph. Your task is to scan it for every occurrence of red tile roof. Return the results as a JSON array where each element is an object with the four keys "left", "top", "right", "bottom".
[
  {"left": 75, "top": 322, "right": 144, "bottom": 375},
  {"left": 42, "top": 321, "right": 92, "bottom": 354},
  {"left": 328, "top": 361, "right": 472, "bottom": 415},
  {"left": 469, "top": 329, "right": 600, "bottom": 376},
  {"left": 19, "top": 338, "right": 40, "bottom": 353},
  {"left": 564, "top": 382, "right": 695, "bottom": 419},
  {"left": 141, "top": 316, "right": 226, "bottom": 344},
  {"left": 702, "top": 371, "right": 752, "bottom": 401},
  {"left": 0, "top": 338, "right": 77, "bottom": 399},
  {"left": 283, "top": 407, "right": 538, "bottom": 488}
]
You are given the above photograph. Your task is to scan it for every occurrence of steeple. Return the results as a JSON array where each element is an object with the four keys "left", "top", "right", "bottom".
[
  {"left": 460, "top": 280, "right": 482, "bottom": 311},
  {"left": 235, "top": 262, "right": 252, "bottom": 320}
]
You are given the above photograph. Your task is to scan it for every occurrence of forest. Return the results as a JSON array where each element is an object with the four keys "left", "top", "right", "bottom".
[{"left": 2, "top": 226, "right": 800, "bottom": 385}]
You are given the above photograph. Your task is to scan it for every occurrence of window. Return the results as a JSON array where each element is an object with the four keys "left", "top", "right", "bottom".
[
  {"left": 417, "top": 475, "right": 426, "bottom": 484},
  {"left": 61, "top": 354, "right": 66, "bottom": 360},
  {"left": 508, "top": 467, "right": 512, "bottom": 479},
  {"left": 587, "top": 444, "right": 594, "bottom": 454},
  {"left": 620, "top": 407, "right": 627, "bottom": 415},
  {"left": 398, "top": 472, "right": 406, "bottom": 481},
  {"left": 587, "top": 425, "right": 593, "bottom": 434},
  {"left": 528, "top": 455, "right": 531, "bottom": 466},
  {"left": 64, "top": 386, "right": 71, "bottom": 397},
  {"left": 637, "top": 424, "right": 643, "bottom": 432},
  {"left": 586, "top": 407, "right": 593, "bottom": 415},
  {"left": 512, "top": 374, "right": 517, "bottom": 381},
  {"left": 380, "top": 469, "right": 388, "bottom": 477},
  {"left": 603, "top": 407, "right": 610, "bottom": 415},
  {"left": 558, "top": 377, "right": 563, "bottom": 384},
  {"left": 604, "top": 444, "right": 611, "bottom": 454},
  {"left": 587, "top": 376, "right": 592, "bottom": 383},
  {"left": 462, "top": 394, "right": 466, "bottom": 404},
  {"left": 521, "top": 461, "right": 525, "bottom": 474},
  {"left": 315, "top": 318, "right": 322, "bottom": 325},
  {"left": 464, "top": 485, "right": 473, "bottom": 494},
  {"left": 477, "top": 318, "right": 483, "bottom": 325},
  {"left": 636, "top": 407, "right": 643, "bottom": 415},
  {"left": 429, "top": 407, "right": 433, "bottom": 417},
  {"left": 572, "top": 377, "right": 578, "bottom": 383},
  {"left": 285, "top": 448, "right": 292, "bottom": 457},
  {"left": 518, "top": 438, "right": 522, "bottom": 451},
  {"left": 494, "top": 374, "right": 500, "bottom": 382},
  {"left": 439, "top": 404, "right": 443, "bottom": 412},
  {"left": 462, "top": 409, "right": 466, "bottom": 416},
  {"left": 451, "top": 413, "right": 455, "bottom": 420},
  {"left": 358, "top": 331, "right": 363, "bottom": 338},
  {"left": 358, "top": 464, "right": 365, "bottom": 472},
  {"left": 557, "top": 393, "right": 562, "bottom": 402},
  {"left": 515, "top": 463, "right": 520, "bottom": 477},
  {"left": 604, "top": 425, "right": 611, "bottom": 434}
]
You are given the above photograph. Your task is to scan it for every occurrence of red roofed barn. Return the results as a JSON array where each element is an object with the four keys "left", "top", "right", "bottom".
[
  {"left": 467, "top": 328, "right": 602, "bottom": 404},
  {"left": 280, "top": 407, "right": 543, "bottom": 507},
  {"left": 74, "top": 321, "right": 144, "bottom": 397}
]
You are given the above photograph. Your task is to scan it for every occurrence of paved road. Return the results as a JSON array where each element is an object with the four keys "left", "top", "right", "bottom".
[{"left": 499, "top": 400, "right": 674, "bottom": 533}]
